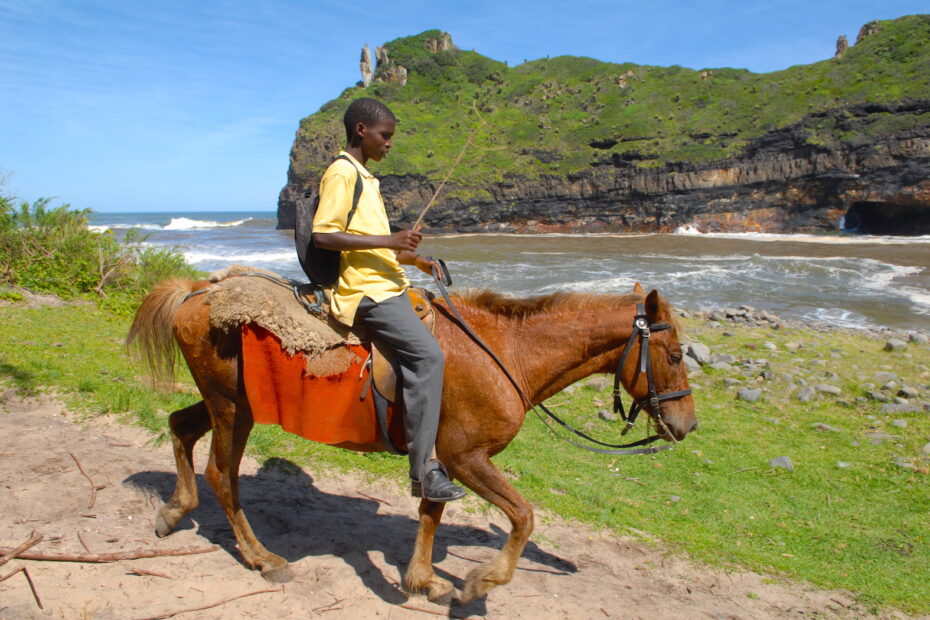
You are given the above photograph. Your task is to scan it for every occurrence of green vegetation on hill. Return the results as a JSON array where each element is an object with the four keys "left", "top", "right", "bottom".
[{"left": 294, "top": 16, "right": 930, "bottom": 196}]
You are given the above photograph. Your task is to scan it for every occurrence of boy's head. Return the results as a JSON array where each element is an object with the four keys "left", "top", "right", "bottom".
[{"left": 344, "top": 98, "right": 396, "bottom": 163}]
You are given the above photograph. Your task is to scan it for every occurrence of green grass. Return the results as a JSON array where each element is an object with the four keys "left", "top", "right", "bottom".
[
  {"left": 290, "top": 15, "right": 930, "bottom": 194},
  {"left": 0, "top": 301, "right": 927, "bottom": 614}
]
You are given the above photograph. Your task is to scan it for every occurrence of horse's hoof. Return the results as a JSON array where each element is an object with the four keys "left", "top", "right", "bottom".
[
  {"left": 261, "top": 565, "right": 294, "bottom": 583},
  {"left": 426, "top": 578, "right": 454, "bottom": 606},
  {"left": 460, "top": 566, "right": 495, "bottom": 604},
  {"left": 154, "top": 512, "right": 173, "bottom": 538}
]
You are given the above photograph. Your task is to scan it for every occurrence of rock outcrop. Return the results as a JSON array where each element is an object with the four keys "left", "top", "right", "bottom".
[
  {"left": 360, "top": 45, "right": 373, "bottom": 87},
  {"left": 836, "top": 35, "right": 848, "bottom": 57},
  {"left": 278, "top": 100, "right": 930, "bottom": 235}
]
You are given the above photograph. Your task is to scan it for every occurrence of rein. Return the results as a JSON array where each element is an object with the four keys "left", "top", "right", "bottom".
[{"left": 429, "top": 266, "right": 691, "bottom": 456}]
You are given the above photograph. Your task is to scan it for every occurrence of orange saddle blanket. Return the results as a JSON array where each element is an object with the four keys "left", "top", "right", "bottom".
[{"left": 241, "top": 323, "right": 404, "bottom": 452}]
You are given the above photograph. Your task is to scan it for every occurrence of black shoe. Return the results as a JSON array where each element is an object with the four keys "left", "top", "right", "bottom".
[{"left": 412, "top": 465, "right": 466, "bottom": 502}]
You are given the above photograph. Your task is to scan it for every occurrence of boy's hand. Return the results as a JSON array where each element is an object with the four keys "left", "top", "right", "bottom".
[{"left": 389, "top": 229, "right": 422, "bottom": 252}]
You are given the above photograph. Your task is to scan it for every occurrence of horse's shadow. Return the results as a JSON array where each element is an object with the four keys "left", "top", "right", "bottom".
[{"left": 125, "top": 457, "right": 576, "bottom": 616}]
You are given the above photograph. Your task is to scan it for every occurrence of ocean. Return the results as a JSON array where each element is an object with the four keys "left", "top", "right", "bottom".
[{"left": 87, "top": 211, "right": 930, "bottom": 332}]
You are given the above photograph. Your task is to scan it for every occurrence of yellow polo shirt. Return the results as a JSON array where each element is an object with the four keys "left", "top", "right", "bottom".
[{"left": 312, "top": 151, "right": 409, "bottom": 325}]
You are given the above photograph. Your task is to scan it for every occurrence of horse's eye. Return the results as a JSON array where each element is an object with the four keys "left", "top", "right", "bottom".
[{"left": 669, "top": 352, "right": 683, "bottom": 364}]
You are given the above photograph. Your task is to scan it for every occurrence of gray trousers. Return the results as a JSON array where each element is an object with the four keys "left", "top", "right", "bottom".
[{"left": 355, "top": 291, "right": 445, "bottom": 480}]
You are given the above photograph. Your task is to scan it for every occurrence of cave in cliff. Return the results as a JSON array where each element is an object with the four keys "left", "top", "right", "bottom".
[{"left": 842, "top": 201, "right": 930, "bottom": 236}]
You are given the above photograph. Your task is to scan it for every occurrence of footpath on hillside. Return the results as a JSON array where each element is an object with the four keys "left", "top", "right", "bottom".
[{"left": 0, "top": 389, "right": 914, "bottom": 620}]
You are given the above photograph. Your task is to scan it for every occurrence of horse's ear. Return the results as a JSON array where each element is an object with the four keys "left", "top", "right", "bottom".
[
  {"left": 645, "top": 290, "right": 662, "bottom": 320},
  {"left": 633, "top": 282, "right": 644, "bottom": 295}
]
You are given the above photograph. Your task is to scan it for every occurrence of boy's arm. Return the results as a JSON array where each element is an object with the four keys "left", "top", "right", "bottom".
[{"left": 311, "top": 229, "right": 422, "bottom": 252}]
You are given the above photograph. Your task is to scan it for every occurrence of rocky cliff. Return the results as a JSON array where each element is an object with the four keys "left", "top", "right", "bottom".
[{"left": 278, "top": 20, "right": 930, "bottom": 236}]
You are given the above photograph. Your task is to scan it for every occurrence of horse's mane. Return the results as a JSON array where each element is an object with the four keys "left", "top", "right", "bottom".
[{"left": 449, "top": 289, "right": 677, "bottom": 324}]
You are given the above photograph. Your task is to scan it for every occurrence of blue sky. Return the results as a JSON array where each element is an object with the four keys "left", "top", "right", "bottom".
[{"left": 1, "top": 0, "right": 926, "bottom": 213}]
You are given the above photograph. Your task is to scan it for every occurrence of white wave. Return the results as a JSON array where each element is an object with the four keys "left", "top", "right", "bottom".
[
  {"left": 183, "top": 249, "right": 296, "bottom": 264},
  {"left": 163, "top": 217, "right": 252, "bottom": 230},
  {"left": 670, "top": 228, "right": 930, "bottom": 245},
  {"left": 88, "top": 225, "right": 111, "bottom": 233}
]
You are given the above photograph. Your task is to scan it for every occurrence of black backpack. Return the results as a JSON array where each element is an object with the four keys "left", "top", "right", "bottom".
[{"left": 294, "top": 155, "right": 363, "bottom": 286}]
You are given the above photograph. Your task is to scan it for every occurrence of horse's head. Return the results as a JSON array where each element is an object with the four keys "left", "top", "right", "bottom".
[{"left": 617, "top": 284, "right": 697, "bottom": 442}]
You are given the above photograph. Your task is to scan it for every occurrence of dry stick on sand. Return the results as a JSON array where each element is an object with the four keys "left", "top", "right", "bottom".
[
  {"left": 0, "top": 545, "right": 219, "bottom": 563},
  {"left": 412, "top": 101, "right": 487, "bottom": 229},
  {"left": 131, "top": 587, "right": 282, "bottom": 620},
  {"left": 0, "top": 566, "right": 44, "bottom": 609},
  {"left": 356, "top": 490, "right": 392, "bottom": 506},
  {"left": 0, "top": 533, "right": 44, "bottom": 569},
  {"left": 68, "top": 451, "right": 98, "bottom": 509}
]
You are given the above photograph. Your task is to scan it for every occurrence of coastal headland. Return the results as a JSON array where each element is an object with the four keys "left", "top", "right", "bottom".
[{"left": 278, "top": 17, "right": 930, "bottom": 235}]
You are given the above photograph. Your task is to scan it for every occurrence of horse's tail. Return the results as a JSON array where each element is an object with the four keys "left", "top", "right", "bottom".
[{"left": 126, "top": 278, "right": 198, "bottom": 386}]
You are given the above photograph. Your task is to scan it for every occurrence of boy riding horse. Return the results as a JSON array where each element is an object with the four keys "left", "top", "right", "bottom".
[{"left": 311, "top": 97, "right": 466, "bottom": 502}]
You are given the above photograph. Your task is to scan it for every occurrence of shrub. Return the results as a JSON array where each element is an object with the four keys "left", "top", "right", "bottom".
[{"left": 0, "top": 191, "right": 198, "bottom": 313}]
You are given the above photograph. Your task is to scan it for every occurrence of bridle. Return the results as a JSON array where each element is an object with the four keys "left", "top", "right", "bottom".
[
  {"left": 611, "top": 304, "right": 694, "bottom": 439},
  {"left": 430, "top": 266, "right": 693, "bottom": 456}
]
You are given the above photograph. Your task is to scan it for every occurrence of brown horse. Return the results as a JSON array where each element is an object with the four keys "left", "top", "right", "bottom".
[{"left": 127, "top": 277, "right": 696, "bottom": 604}]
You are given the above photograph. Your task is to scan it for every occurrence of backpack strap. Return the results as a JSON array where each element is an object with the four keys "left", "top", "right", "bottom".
[{"left": 335, "top": 154, "right": 363, "bottom": 231}]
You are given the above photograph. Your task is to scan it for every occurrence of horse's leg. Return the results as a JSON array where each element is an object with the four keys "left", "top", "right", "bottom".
[
  {"left": 202, "top": 391, "right": 293, "bottom": 583},
  {"left": 403, "top": 499, "right": 454, "bottom": 604},
  {"left": 155, "top": 401, "right": 211, "bottom": 537},
  {"left": 453, "top": 455, "right": 535, "bottom": 603}
]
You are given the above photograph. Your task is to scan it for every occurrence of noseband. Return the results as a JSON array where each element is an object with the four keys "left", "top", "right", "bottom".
[{"left": 612, "top": 304, "right": 693, "bottom": 438}]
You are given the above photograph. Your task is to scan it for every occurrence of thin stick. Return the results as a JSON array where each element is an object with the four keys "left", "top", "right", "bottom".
[
  {"left": 398, "top": 603, "right": 466, "bottom": 619},
  {"left": 412, "top": 102, "right": 487, "bottom": 229},
  {"left": 69, "top": 451, "right": 98, "bottom": 509},
  {"left": 357, "top": 491, "right": 392, "bottom": 506},
  {"left": 0, "top": 545, "right": 219, "bottom": 563},
  {"left": 0, "top": 533, "right": 43, "bottom": 568},
  {"left": 312, "top": 597, "right": 347, "bottom": 613},
  {"left": 0, "top": 566, "right": 44, "bottom": 609},
  {"left": 77, "top": 531, "right": 92, "bottom": 554},
  {"left": 127, "top": 567, "right": 172, "bottom": 579},
  {"left": 131, "top": 587, "right": 282, "bottom": 620}
]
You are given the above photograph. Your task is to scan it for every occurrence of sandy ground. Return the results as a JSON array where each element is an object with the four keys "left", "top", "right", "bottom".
[{"left": 0, "top": 390, "right": 916, "bottom": 620}]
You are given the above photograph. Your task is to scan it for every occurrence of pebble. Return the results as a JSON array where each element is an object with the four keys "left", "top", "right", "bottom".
[
  {"left": 683, "top": 356, "right": 702, "bottom": 373},
  {"left": 898, "top": 386, "right": 920, "bottom": 399},
  {"left": 562, "top": 385, "right": 576, "bottom": 395},
  {"left": 738, "top": 388, "right": 762, "bottom": 402},
  {"left": 922, "top": 442, "right": 930, "bottom": 455},
  {"left": 864, "top": 432, "right": 896, "bottom": 445},
  {"left": 873, "top": 371, "right": 897, "bottom": 384},
  {"left": 784, "top": 342, "right": 801, "bottom": 352},
  {"left": 836, "top": 461, "right": 852, "bottom": 469},
  {"left": 796, "top": 386, "right": 816, "bottom": 402},
  {"left": 891, "top": 419, "right": 908, "bottom": 428},
  {"left": 908, "top": 332, "right": 929, "bottom": 345},
  {"left": 815, "top": 384, "right": 842, "bottom": 396},
  {"left": 710, "top": 362, "right": 734, "bottom": 371},
  {"left": 687, "top": 342, "right": 711, "bottom": 365},
  {"left": 598, "top": 409, "right": 618, "bottom": 422},
  {"left": 866, "top": 391, "right": 889, "bottom": 402},
  {"left": 769, "top": 456, "right": 794, "bottom": 471},
  {"left": 884, "top": 339, "right": 907, "bottom": 352},
  {"left": 586, "top": 376, "right": 609, "bottom": 391},
  {"left": 724, "top": 378, "right": 742, "bottom": 387},
  {"left": 762, "top": 341, "right": 777, "bottom": 351},
  {"left": 812, "top": 423, "right": 841, "bottom": 432},
  {"left": 711, "top": 353, "right": 737, "bottom": 364},
  {"left": 763, "top": 417, "right": 781, "bottom": 425},
  {"left": 669, "top": 495, "right": 681, "bottom": 503},
  {"left": 881, "top": 403, "right": 919, "bottom": 414},
  {"left": 893, "top": 458, "right": 915, "bottom": 471}
]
